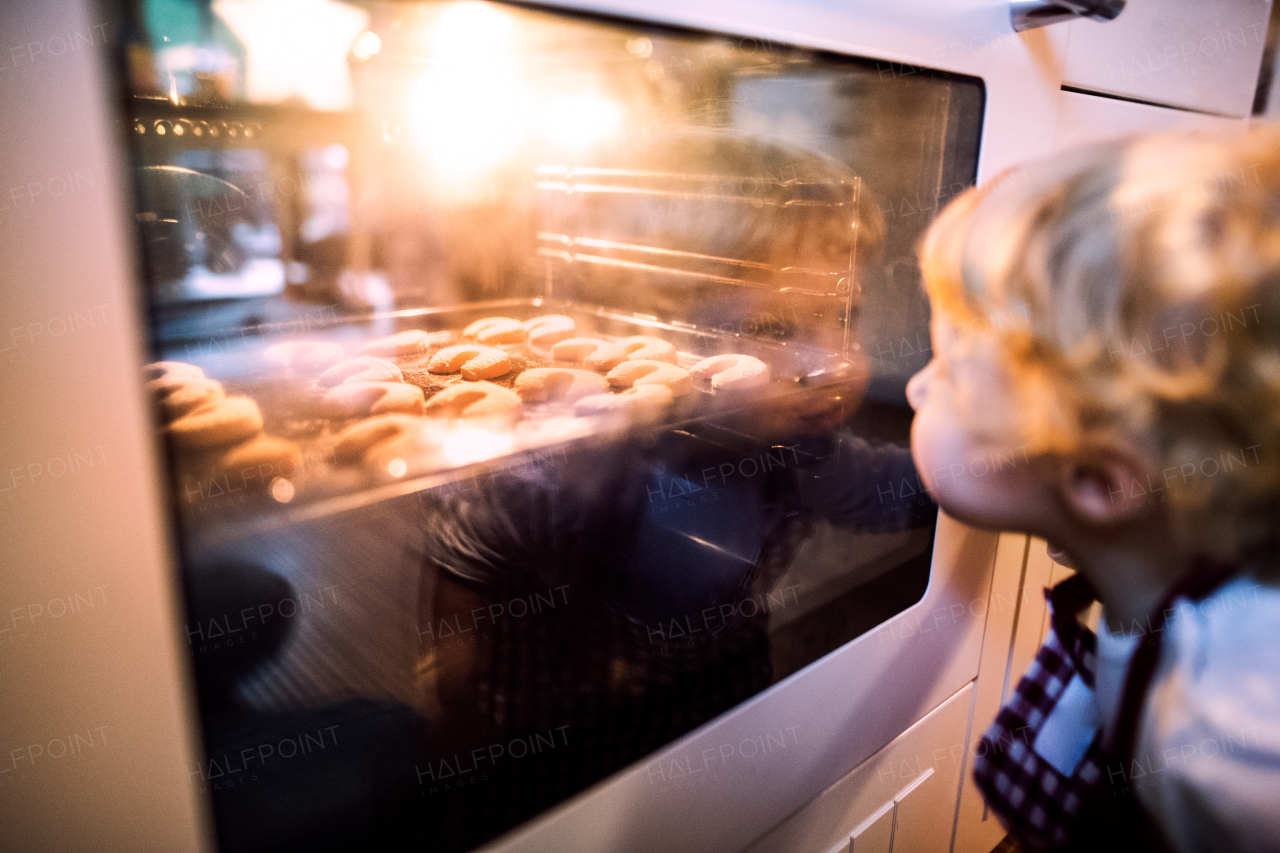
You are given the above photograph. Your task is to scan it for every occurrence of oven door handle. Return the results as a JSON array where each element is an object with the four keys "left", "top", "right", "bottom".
[{"left": 1010, "top": 0, "right": 1124, "bottom": 32}]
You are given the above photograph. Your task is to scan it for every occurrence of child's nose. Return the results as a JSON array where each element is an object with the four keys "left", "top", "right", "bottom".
[{"left": 905, "top": 361, "right": 933, "bottom": 412}]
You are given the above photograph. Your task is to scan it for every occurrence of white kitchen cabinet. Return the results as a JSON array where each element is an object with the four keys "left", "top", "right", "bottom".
[
  {"left": 1062, "top": 0, "right": 1272, "bottom": 118},
  {"left": 1054, "top": 88, "right": 1248, "bottom": 150},
  {"left": 738, "top": 682, "right": 976, "bottom": 853}
]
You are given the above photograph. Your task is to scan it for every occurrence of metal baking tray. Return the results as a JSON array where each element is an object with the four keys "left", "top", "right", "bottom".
[{"left": 160, "top": 297, "right": 861, "bottom": 536}]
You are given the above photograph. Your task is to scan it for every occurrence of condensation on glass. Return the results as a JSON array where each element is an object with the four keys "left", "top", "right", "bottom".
[{"left": 122, "top": 2, "right": 982, "bottom": 850}]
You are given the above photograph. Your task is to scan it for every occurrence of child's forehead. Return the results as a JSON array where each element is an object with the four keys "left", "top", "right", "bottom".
[
  {"left": 929, "top": 310, "right": 973, "bottom": 357},
  {"left": 930, "top": 305, "right": 1030, "bottom": 349}
]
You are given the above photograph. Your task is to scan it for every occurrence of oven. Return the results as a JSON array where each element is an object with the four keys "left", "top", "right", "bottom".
[{"left": 1, "top": 0, "right": 1196, "bottom": 850}]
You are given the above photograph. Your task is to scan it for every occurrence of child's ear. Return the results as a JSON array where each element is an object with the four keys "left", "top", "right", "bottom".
[{"left": 1056, "top": 450, "right": 1155, "bottom": 526}]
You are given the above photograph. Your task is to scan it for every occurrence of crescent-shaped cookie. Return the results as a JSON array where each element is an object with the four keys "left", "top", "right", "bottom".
[
  {"left": 425, "top": 381, "right": 523, "bottom": 421},
  {"left": 619, "top": 336, "right": 678, "bottom": 363},
  {"left": 604, "top": 360, "right": 693, "bottom": 396},
  {"left": 573, "top": 384, "right": 674, "bottom": 419},
  {"left": 215, "top": 435, "right": 305, "bottom": 480},
  {"left": 552, "top": 338, "right": 616, "bottom": 366},
  {"left": 427, "top": 345, "right": 511, "bottom": 380},
  {"left": 154, "top": 377, "right": 226, "bottom": 422},
  {"left": 358, "top": 330, "right": 435, "bottom": 358},
  {"left": 318, "top": 356, "right": 403, "bottom": 387},
  {"left": 463, "top": 317, "right": 527, "bottom": 344},
  {"left": 322, "top": 382, "right": 426, "bottom": 418},
  {"left": 263, "top": 341, "right": 346, "bottom": 373},
  {"left": 333, "top": 414, "right": 429, "bottom": 464},
  {"left": 144, "top": 361, "right": 204, "bottom": 382},
  {"left": 690, "top": 354, "right": 771, "bottom": 391},
  {"left": 514, "top": 368, "right": 610, "bottom": 403},
  {"left": 524, "top": 315, "right": 576, "bottom": 346},
  {"left": 584, "top": 336, "right": 678, "bottom": 372},
  {"left": 168, "top": 396, "right": 264, "bottom": 450}
]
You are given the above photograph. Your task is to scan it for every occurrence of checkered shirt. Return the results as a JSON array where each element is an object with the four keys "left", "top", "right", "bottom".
[{"left": 972, "top": 578, "right": 1105, "bottom": 850}]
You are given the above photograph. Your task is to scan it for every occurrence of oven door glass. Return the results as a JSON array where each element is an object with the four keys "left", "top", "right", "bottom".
[{"left": 122, "top": 2, "right": 982, "bottom": 850}]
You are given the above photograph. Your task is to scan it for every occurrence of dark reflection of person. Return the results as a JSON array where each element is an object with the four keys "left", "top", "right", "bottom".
[{"left": 416, "top": 135, "right": 934, "bottom": 851}]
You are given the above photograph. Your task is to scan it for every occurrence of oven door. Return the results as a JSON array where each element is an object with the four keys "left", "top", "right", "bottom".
[{"left": 0, "top": 2, "right": 1067, "bottom": 852}]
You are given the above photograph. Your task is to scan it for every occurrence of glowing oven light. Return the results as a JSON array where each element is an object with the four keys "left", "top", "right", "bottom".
[
  {"left": 429, "top": 2, "right": 512, "bottom": 60},
  {"left": 351, "top": 30, "right": 381, "bottom": 61},
  {"left": 410, "top": 74, "right": 531, "bottom": 180},
  {"left": 408, "top": 3, "right": 530, "bottom": 182},
  {"left": 541, "top": 96, "right": 623, "bottom": 151}
]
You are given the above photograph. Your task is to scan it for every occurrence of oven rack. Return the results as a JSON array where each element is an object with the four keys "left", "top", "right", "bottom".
[
  {"left": 534, "top": 164, "right": 861, "bottom": 315},
  {"left": 169, "top": 298, "right": 862, "bottom": 542}
]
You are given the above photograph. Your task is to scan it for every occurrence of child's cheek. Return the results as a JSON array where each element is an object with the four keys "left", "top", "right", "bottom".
[
  {"left": 909, "top": 407, "right": 949, "bottom": 500},
  {"left": 911, "top": 404, "right": 1043, "bottom": 531},
  {"left": 910, "top": 403, "right": 991, "bottom": 516}
]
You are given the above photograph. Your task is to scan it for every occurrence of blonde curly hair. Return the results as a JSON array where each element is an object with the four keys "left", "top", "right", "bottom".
[{"left": 919, "top": 129, "right": 1280, "bottom": 568}]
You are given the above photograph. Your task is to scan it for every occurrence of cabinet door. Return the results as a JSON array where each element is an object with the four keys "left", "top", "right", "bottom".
[
  {"left": 737, "top": 683, "right": 976, "bottom": 853},
  {"left": 1053, "top": 89, "right": 1248, "bottom": 152},
  {"left": 1061, "top": 0, "right": 1271, "bottom": 118},
  {"left": 951, "top": 533, "right": 1030, "bottom": 853}
]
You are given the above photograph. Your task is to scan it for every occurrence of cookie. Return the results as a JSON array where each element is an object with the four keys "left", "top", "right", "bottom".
[
  {"left": 263, "top": 341, "right": 346, "bottom": 373},
  {"left": 463, "top": 317, "right": 527, "bottom": 344},
  {"left": 585, "top": 336, "right": 678, "bottom": 372},
  {"left": 168, "top": 396, "right": 264, "bottom": 450},
  {"left": 514, "top": 368, "right": 609, "bottom": 403},
  {"left": 333, "top": 414, "right": 428, "bottom": 464},
  {"left": 524, "top": 315, "right": 576, "bottom": 347},
  {"left": 573, "top": 384, "right": 673, "bottom": 420},
  {"left": 605, "top": 360, "right": 692, "bottom": 396},
  {"left": 424, "top": 381, "right": 522, "bottom": 421},
  {"left": 154, "top": 377, "right": 225, "bottom": 422},
  {"left": 551, "top": 338, "right": 615, "bottom": 366},
  {"left": 690, "top": 354, "right": 770, "bottom": 391},
  {"left": 322, "top": 382, "right": 426, "bottom": 417},
  {"left": 145, "top": 361, "right": 204, "bottom": 382},
  {"left": 215, "top": 435, "right": 305, "bottom": 481},
  {"left": 318, "top": 356, "right": 403, "bottom": 387},
  {"left": 358, "top": 330, "right": 434, "bottom": 358},
  {"left": 427, "top": 345, "right": 512, "bottom": 380}
]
